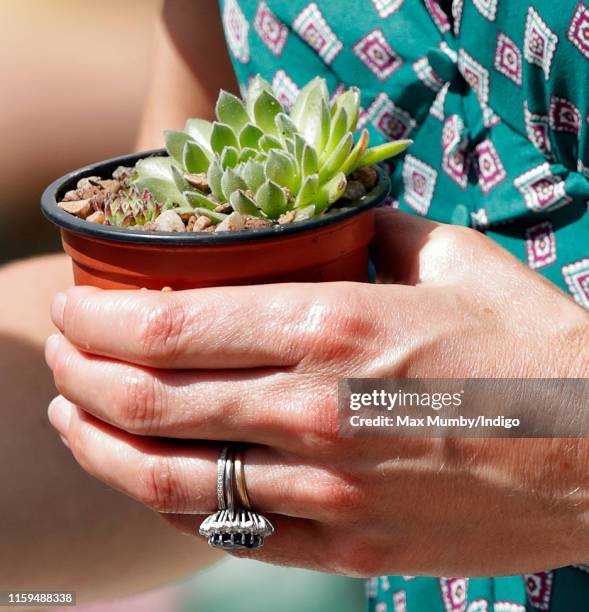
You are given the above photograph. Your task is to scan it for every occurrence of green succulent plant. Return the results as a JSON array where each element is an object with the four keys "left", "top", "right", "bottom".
[
  {"left": 127, "top": 76, "right": 411, "bottom": 227},
  {"left": 104, "top": 184, "right": 170, "bottom": 227}
]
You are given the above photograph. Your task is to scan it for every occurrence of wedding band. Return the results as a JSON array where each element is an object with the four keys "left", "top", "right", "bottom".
[
  {"left": 216, "top": 446, "right": 229, "bottom": 510},
  {"left": 224, "top": 448, "right": 235, "bottom": 510},
  {"left": 234, "top": 448, "right": 251, "bottom": 509},
  {"left": 199, "top": 444, "right": 274, "bottom": 551}
]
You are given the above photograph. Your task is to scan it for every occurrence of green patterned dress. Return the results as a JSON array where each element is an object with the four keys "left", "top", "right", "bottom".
[{"left": 219, "top": 0, "right": 589, "bottom": 609}]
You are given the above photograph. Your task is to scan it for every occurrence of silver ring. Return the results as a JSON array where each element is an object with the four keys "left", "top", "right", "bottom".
[
  {"left": 216, "top": 446, "right": 229, "bottom": 510},
  {"left": 199, "top": 445, "right": 274, "bottom": 551}
]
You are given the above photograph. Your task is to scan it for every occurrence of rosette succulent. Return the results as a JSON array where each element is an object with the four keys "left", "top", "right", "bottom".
[{"left": 59, "top": 76, "right": 411, "bottom": 230}]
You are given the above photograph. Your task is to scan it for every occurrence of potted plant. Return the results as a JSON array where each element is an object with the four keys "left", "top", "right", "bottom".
[{"left": 41, "top": 76, "right": 410, "bottom": 290}]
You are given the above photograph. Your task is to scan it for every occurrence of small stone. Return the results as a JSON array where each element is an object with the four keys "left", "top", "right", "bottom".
[
  {"left": 215, "top": 211, "right": 244, "bottom": 232},
  {"left": 214, "top": 202, "right": 232, "bottom": 214},
  {"left": 154, "top": 210, "right": 186, "bottom": 232},
  {"left": 143, "top": 221, "right": 157, "bottom": 231},
  {"left": 204, "top": 225, "right": 216, "bottom": 233},
  {"left": 184, "top": 173, "right": 209, "bottom": 191},
  {"left": 179, "top": 211, "right": 193, "bottom": 222},
  {"left": 58, "top": 198, "right": 93, "bottom": 219},
  {"left": 193, "top": 215, "right": 213, "bottom": 232},
  {"left": 278, "top": 210, "right": 296, "bottom": 225},
  {"left": 244, "top": 216, "right": 273, "bottom": 229},
  {"left": 349, "top": 166, "right": 378, "bottom": 190},
  {"left": 62, "top": 189, "right": 80, "bottom": 202},
  {"left": 77, "top": 176, "right": 102, "bottom": 190},
  {"left": 343, "top": 180, "right": 367, "bottom": 201},
  {"left": 86, "top": 211, "right": 105, "bottom": 224},
  {"left": 186, "top": 215, "right": 197, "bottom": 232},
  {"left": 99, "top": 179, "right": 121, "bottom": 194}
]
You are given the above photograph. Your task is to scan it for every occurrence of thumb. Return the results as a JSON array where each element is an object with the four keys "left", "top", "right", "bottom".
[{"left": 370, "top": 208, "right": 440, "bottom": 285}]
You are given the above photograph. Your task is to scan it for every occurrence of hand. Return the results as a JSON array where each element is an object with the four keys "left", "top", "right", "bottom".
[{"left": 45, "top": 209, "right": 589, "bottom": 577}]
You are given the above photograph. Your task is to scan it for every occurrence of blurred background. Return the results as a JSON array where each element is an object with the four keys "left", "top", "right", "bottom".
[
  {"left": 0, "top": 0, "right": 159, "bottom": 262},
  {"left": 0, "top": 1, "right": 364, "bottom": 610}
]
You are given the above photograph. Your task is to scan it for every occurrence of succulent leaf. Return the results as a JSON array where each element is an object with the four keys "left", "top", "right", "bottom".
[
  {"left": 193, "top": 207, "right": 227, "bottom": 224},
  {"left": 171, "top": 164, "right": 193, "bottom": 194},
  {"left": 354, "top": 139, "right": 412, "bottom": 170},
  {"left": 275, "top": 113, "right": 298, "bottom": 141},
  {"left": 341, "top": 129, "right": 370, "bottom": 176},
  {"left": 183, "top": 190, "right": 217, "bottom": 210},
  {"left": 323, "top": 107, "right": 348, "bottom": 160},
  {"left": 221, "top": 167, "right": 247, "bottom": 197},
  {"left": 265, "top": 149, "right": 299, "bottom": 194},
  {"left": 230, "top": 190, "right": 261, "bottom": 217},
  {"left": 253, "top": 90, "right": 284, "bottom": 137},
  {"left": 211, "top": 122, "right": 239, "bottom": 155},
  {"left": 238, "top": 147, "right": 257, "bottom": 163},
  {"left": 301, "top": 143, "right": 319, "bottom": 177},
  {"left": 295, "top": 174, "right": 319, "bottom": 208},
  {"left": 242, "top": 160, "right": 266, "bottom": 192},
  {"left": 259, "top": 134, "right": 283, "bottom": 152},
  {"left": 207, "top": 159, "right": 225, "bottom": 201},
  {"left": 315, "top": 172, "right": 347, "bottom": 212},
  {"left": 319, "top": 132, "right": 353, "bottom": 184},
  {"left": 215, "top": 90, "right": 249, "bottom": 133},
  {"left": 291, "top": 77, "right": 329, "bottom": 129},
  {"left": 136, "top": 156, "right": 175, "bottom": 182},
  {"left": 256, "top": 180, "right": 288, "bottom": 219},
  {"left": 184, "top": 119, "right": 214, "bottom": 152},
  {"left": 294, "top": 204, "right": 316, "bottom": 221},
  {"left": 183, "top": 140, "right": 211, "bottom": 174},
  {"left": 331, "top": 87, "right": 360, "bottom": 132},
  {"left": 165, "top": 130, "right": 195, "bottom": 168},
  {"left": 301, "top": 97, "right": 330, "bottom": 152},
  {"left": 220, "top": 146, "right": 239, "bottom": 169},
  {"left": 135, "top": 177, "right": 183, "bottom": 204},
  {"left": 245, "top": 75, "right": 272, "bottom": 120},
  {"left": 239, "top": 123, "right": 264, "bottom": 149}
]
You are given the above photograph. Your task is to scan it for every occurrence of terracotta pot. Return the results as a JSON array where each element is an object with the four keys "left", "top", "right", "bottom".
[{"left": 41, "top": 150, "right": 390, "bottom": 290}]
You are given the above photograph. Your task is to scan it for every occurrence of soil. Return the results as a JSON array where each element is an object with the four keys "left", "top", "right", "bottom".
[{"left": 57, "top": 164, "right": 379, "bottom": 233}]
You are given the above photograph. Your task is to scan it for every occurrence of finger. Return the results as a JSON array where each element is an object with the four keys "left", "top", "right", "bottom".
[
  {"left": 48, "top": 396, "right": 359, "bottom": 520},
  {"left": 50, "top": 283, "right": 336, "bottom": 369},
  {"left": 163, "top": 513, "right": 336, "bottom": 573},
  {"left": 371, "top": 208, "right": 439, "bottom": 284},
  {"left": 47, "top": 334, "right": 337, "bottom": 451},
  {"left": 164, "top": 513, "right": 376, "bottom": 577}
]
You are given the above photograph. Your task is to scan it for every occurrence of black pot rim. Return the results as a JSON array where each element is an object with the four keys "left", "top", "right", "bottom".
[{"left": 41, "top": 149, "right": 391, "bottom": 246}]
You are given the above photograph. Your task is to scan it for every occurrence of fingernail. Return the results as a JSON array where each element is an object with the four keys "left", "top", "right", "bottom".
[
  {"left": 51, "top": 292, "right": 67, "bottom": 331},
  {"left": 48, "top": 397, "right": 73, "bottom": 436},
  {"left": 44, "top": 334, "right": 61, "bottom": 370},
  {"left": 59, "top": 434, "right": 70, "bottom": 449}
]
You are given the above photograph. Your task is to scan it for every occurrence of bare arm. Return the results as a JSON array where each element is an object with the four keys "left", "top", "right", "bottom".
[
  {"left": 0, "top": 254, "right": 221, "bottom": 602},
  {"left": 136, "top": 0, "right": 238, "bottom": 150},
  {"left": 1, "top": 0, "right": 236, "bottom": 599}
]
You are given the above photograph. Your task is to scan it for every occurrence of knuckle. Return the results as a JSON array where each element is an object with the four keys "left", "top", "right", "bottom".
[
  {"left": 137, "top": 299, "right": 187, "bottom": 363},
  {"left": 118, "top": 370, "right": 162, "bottom": 433},
  {"left": 299, "top": 394, "right": 340, "bottom": 455},
  {"left": 137, "top": 456, "right": 185, "bottom": 513},
  {"left": 297, "top": 286, "right": 377, "bottom": 364}
]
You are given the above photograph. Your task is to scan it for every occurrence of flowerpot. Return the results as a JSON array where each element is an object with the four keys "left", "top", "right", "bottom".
[{"left": 41, "top": 150, "right": 390, "bottom": 290}]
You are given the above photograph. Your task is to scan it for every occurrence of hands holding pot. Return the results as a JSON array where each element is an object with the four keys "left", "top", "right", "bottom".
[{"left": 45, "top": 209, "right": 589, "bottom": 577}]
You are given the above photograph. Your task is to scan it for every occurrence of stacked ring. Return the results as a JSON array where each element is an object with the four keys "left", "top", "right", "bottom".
[{"left": 199, "top": 445, "right": 274, "bottom": 551}]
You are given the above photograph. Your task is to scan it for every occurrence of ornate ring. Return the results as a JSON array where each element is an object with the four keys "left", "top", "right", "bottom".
[{"left": 199, "top": 445, "right": 274, "bottom": 551}]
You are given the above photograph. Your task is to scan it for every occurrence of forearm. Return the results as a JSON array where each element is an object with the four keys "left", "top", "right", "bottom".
[
  {"left": 136, "top": 0, "right": 237, "bottom": 150},
  {"left": 0, "top": 254, "right": 220, "bottom": 601}
]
